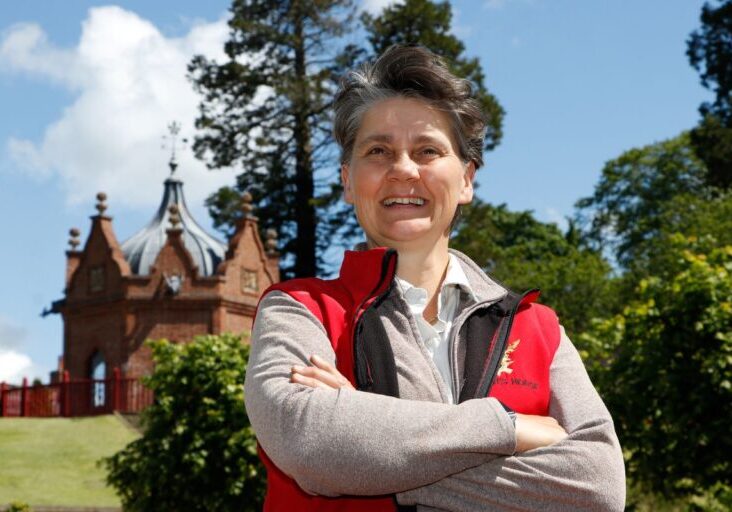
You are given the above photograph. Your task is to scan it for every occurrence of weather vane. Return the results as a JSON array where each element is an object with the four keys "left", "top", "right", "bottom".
[{"left": 161, "top": 121, "right": 188, "bottom": 175}]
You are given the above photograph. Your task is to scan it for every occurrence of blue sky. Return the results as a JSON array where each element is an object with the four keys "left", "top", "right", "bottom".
[{"left": 0, "top": 0, "right": 709, "bottom": 383}]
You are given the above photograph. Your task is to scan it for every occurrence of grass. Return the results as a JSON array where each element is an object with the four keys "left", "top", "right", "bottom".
[{"left": 0, "top": 415, "right": 139, "bottom": 507}]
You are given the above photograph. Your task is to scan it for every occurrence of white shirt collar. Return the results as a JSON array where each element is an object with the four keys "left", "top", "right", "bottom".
[
  {"left": 396, "top": 253, "right": 477, "bottom": 308},
  {"left": 442, "top": 253, "right": 477, "bottom": 302}
]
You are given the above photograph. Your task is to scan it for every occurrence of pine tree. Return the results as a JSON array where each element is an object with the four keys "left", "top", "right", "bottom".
[
  {"left": 189, "top": 0, "right": 505, "bottom": 276},
  {"left": 362, "top": 0, "right": 504, "bottom": 151},
  {"left": 687, "top": 0, "right": 732, "bottom": 189},
  {"left": 189, "top": 0, "right": 358, "bottom": 278}
]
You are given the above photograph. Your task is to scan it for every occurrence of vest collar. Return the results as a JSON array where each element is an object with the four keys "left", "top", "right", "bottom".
[
  {"left": 339, "top": 245, "right": 508, "bottom": 306},
  {"left": 338, "top": 247, "right": 398, "bottom": 306},
  {"left": 448, "top": 249, "right": 508, "bottom": 303}
]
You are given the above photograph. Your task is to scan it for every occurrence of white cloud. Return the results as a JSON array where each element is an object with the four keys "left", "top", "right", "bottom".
[
  {"left": 0, "top": 350, "right": 33, "bottom": 384},
  {"left": 361, "top": 0, "right": 403, "bottom": 14},
  {"left": 6, "top": 137, "right": 52, "bottom": 180},
  {"left": 0, "top": 6, "right": 234, "bottom": 211},
  {"left": 0, "top": 315, "right": 39, "bottom": 385},
  {"left": 0, "top": 22, "right": 83, "bottom": 88},
  {"left": 484, "top": 0, "right": 537, "bottom": 9}
]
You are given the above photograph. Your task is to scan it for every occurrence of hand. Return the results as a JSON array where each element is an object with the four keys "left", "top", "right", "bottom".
[
  {"left": 290, "top": 354, "right": 355, "bottom": 390},
  {"left": 514, "top": 413, "right": 568, "bottom": 453}
]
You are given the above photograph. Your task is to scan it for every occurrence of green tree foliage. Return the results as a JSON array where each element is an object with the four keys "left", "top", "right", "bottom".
[
  {"left": 189, "top": 0, "right": 358, "bottom": 278},
  {"left": 687, "top": 483, "right": 732, "bottom": 511},
  {"left": 634, "top": 192, "right": 732, "bottom": 277},
  {"left": 687, "top": 0, "right": 732, "bottom": 189},
  {"left": 688, "top": 1, "right": 732, "bottom": 120},
  {"left": 103, "top": 334, "right": 264, "bottom": 511},
  {"left": 451, "top": 200, "right": 614, "bottom": 336},
  {"left": 689, "top": 114, "right": 732, "bottom": 191},
  {"left": 578, "top": 236, "right": 732, "bottom": 498},
  {"left": 362, "top": 0, "right": 504, "bottom": 152},
  {"left": 573, "top": 124, "right": 732, "bottom": 506},
  {"left": 575, "top": 133, "right": 710, "bottom": 267}
]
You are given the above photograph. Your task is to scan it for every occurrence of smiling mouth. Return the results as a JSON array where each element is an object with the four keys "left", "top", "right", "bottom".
[{"left": 382, "top": 197, "right": 426, "bottom": 206}]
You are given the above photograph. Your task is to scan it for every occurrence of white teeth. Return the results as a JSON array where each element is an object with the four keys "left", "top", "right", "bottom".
[{"left": 383, "top": 197, "right": 425, "bottom": 206}]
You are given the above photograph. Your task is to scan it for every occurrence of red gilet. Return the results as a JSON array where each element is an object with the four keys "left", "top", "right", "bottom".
[{"left": 254, "top": 248, "right": 561, "bottom": 512}]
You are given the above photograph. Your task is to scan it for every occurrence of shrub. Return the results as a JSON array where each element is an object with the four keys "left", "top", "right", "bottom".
[
  {"left": 5, "top": 503, "right": 32, "bottom": 512},
  {"left": 103, "top": 333, "right": 265, "bottom": 511},
  {"left": 579, "top": 236, "right": 732, "bottom": 497}
]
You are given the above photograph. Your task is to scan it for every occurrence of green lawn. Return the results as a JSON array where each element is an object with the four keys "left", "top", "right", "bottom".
[{"left": 0, "top": 415, "right": 139, "bottom": 507}]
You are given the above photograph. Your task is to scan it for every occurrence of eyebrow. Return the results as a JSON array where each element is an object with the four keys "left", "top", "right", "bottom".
[
  {"left": 356, "top": 134, "right": 393, "bottom": 148},
  {"left": 414, "top": 134, "right": 449, "bottom": 147},
  {"left": 355, "top": 133, "right": 449, "bottom": 148}
]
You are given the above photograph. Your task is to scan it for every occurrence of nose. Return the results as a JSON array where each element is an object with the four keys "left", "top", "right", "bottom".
[{"left": 388, "top": 151, "right": 419, "bottom": 182}]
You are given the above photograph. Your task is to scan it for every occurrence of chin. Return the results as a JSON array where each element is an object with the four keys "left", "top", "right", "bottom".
[{"left": 378, "top": 229, "right": 444, "bottom": 248}]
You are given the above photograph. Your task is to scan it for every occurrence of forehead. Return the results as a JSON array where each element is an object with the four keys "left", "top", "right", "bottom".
[{"left": 355, "top": 97, "right": 454, "bottom": 145}]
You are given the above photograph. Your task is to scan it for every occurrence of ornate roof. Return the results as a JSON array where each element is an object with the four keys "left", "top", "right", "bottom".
[{"left": 120, "top": 174, "right": 226, "bottom": 276}]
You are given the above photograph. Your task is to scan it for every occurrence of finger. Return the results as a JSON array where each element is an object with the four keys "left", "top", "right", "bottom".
[
  {"left": 290, "top": 372, "right": 332, "bottom": 390},
  {"left": 309, "top": 355, "right": 353, "bottom": 388},
  {"left": 293, "top": 364, "right": 355, "bottom": 390},
  {"left": 309, "top": 354, "right": 335, "bottom": 370},
  {"left": 292, "top": 365, "right": 344, "bottom": 389}
]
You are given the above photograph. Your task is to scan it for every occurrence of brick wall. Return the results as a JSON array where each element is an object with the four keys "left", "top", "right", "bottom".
[{"left": 58, "top": 206, "right": 278, "bottom": 380}]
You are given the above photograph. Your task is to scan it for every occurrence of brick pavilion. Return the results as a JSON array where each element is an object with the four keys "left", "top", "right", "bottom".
[{"left": 47, "top": 157, "right": 279, "bottom": 381}]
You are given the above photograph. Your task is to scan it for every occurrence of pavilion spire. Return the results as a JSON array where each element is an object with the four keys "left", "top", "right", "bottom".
[{"left": 161, "top": 121, "right": 188, "bottom": 176}]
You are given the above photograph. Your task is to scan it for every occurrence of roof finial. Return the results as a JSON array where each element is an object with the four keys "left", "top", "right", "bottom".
[
  {"left": 265, "top": 228, "right": 279, "bottom": 256},
  {"left": 168, "top": 204, "right": 182, "bottom": 230},
  {"left": 95, "top": 192, "right": 108, "bottom": 215},
  {"left": 68, "top": 228, "right": 81, "bottom": 251},
  {"left": 162, "top": 121, "right": 188, "bottom": 176},
  {"left": 241, "top": 191, "right": 257, "bottom": 220}
]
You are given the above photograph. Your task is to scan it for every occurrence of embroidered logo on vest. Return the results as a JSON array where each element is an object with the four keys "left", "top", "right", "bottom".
[{"left": 497, "top": 339, "right": 520, "bottom": 377}]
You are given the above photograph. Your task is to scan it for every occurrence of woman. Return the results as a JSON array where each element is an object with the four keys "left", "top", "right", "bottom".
[{"left": 244, "top": 45, "right": 625, "bottom": 511}]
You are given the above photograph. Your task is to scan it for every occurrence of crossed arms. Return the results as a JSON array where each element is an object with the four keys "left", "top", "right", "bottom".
[{"left": 244, "top": 291, "right": 626, "bottom": 511}]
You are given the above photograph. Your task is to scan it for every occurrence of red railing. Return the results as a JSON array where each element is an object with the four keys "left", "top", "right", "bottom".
[{"left": 0, "top": 368, "right": 154, "bottom": 418}]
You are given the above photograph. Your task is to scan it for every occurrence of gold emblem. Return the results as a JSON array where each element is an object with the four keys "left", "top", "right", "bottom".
[{"left": 497, "top": 339, "right": 520, "bottom": 377}]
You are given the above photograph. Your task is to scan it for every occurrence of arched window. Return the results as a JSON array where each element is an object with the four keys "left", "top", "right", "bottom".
[{"left": 89, "top": 351, "right": 106, "bottom": 408}]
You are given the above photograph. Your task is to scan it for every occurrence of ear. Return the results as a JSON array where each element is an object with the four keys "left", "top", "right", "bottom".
[
  {"left": 341, "top": 163, "right": 354, "bottom": 204},
  {"left": 458, "top": 161, "right": 476, "bottom": 204}
]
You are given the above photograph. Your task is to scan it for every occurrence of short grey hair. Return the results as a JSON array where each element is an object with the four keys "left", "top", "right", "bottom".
[{"left": 333, "top": 45, "right": 486, "bottom": 168}]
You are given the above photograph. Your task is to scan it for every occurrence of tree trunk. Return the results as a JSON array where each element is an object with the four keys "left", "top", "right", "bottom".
[{"left": 293, "top": 4, "right": 317, "bottom": 277}]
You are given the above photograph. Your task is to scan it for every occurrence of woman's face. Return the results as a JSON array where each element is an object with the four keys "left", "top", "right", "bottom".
[{"left": 341, "top": 96, "right": 475, "bottom": 252}]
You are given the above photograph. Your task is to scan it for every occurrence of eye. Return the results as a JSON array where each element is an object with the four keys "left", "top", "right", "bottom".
[
  {"left": 416, "top": 147, "right": 442, "bottom": 160},
  {"left": 366, "top": 146, "right": 386, "bottom": 155}
]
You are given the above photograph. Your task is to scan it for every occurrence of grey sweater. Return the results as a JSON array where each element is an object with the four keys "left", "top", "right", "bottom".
[{"left": 244, "top": 252, "right": 625, "bottom": 511}]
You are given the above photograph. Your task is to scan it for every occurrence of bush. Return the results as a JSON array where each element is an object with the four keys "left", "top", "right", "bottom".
[
  {"left": 579, "top": 236, "right": 732, "bottom": 498},
  {"left": 4, "top": 503, "right": 32, "bottom": 512},
  {"left": 102, "top": 333, "right": 265, "bottom": 511}
]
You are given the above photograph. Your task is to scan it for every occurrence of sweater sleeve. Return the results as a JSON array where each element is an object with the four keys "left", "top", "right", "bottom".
[
  {"left": 244, "top": 290, "right": 516, "bottom": 497},
  {"left": 395, "top": 328, "right": 626, "bottom": 512}
]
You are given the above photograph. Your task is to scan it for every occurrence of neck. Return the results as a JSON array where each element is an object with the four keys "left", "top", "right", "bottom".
[
  {"left": 393, "top": 241, "right": 450, "bottom": 298},
  {"left": 366, "top": 237, "right": 450, "bottom": 323}
]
